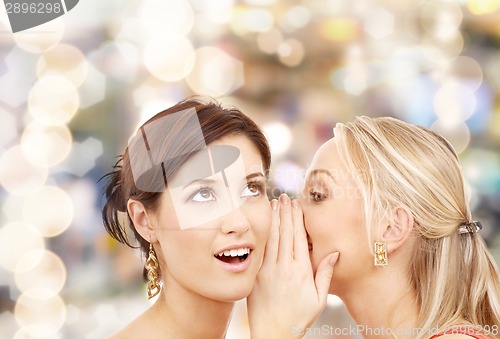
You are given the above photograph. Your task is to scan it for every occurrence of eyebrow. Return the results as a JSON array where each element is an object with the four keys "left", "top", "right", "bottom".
[
  {"left": 306, "top": 169, "right": 335, "bottom": 182},
  {"left": 182, "top": 178, "right": 217, "bottom": 189},
  {"left": 246, "top": 172, "right": 265, "bottom": 181},
  {"left": 182, "top": 172, "right": 265, "bottom": 189}
]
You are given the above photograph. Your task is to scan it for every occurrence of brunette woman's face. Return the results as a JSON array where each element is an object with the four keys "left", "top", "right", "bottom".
[{"left": 151, "top": 134, "right": 271, "bottom": 302}]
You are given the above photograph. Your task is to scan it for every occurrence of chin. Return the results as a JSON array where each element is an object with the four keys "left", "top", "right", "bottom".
[{"left": 213, "top": 284, "right": 253, "bottom": 302}]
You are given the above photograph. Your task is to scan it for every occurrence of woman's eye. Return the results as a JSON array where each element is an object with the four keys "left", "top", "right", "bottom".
[
  {"left": 241, "top": 183, "right": 261, "bottom": 198},
  {"left": 309, "top": 190, "right": 327, "bottom": 202},
  {"left": 191, "top": 188, "right": 216, "bottom": 202}
]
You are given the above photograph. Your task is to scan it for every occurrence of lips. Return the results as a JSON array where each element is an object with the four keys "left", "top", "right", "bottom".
[
  {"left": 215, "top": 247, "right": 251, "bottom": 263},
  {"left": 214, "top": 244, "right": 254, "bottom": 273}
]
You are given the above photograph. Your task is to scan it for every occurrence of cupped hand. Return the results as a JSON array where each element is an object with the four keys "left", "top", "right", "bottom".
[{"left": 247, "top": 194, "right": 339, "bottom": 339}]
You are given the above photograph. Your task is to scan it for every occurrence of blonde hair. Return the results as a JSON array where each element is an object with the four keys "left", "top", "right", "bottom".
[{"left": 334, "top": 116, "right": 500, "bottom": 339}]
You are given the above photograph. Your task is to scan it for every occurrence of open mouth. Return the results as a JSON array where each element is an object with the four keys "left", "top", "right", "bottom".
[{"left": 214, "top": 248, "right": 251, "bottom": 264}]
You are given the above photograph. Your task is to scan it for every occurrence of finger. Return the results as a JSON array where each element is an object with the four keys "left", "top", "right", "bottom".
[
  {"left": 278, "top": 193, "right": 293, "bottom": 261},
  {"left": 291, "top": 199, "right": 309, "bottom": 261},
  {"left": 262, "top": 199, "right": 280, "bottom": 265},
  {"left": 315, "top": 252, "right": 339, "bottom": 308}
]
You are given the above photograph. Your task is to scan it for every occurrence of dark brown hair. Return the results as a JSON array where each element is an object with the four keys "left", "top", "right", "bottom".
[{"left": 101, "top": 98, "right": 271, "bottom": 258}]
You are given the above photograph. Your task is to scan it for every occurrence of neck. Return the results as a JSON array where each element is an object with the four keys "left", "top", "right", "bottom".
[
  {"left": 148, "top": 276, "right": 234, "bottom": 339},
  {"left": 338, "top": 267, "right": 419, "bottom": 339}
]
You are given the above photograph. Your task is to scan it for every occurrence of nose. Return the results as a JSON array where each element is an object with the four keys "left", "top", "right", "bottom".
[{"left": 220, "top": 207, "right": 250, "bottom": 235}]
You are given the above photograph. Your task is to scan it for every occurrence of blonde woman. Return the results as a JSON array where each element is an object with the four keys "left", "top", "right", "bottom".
[{"left": 248, "top": 116, "right": 500, "bottom": 339}]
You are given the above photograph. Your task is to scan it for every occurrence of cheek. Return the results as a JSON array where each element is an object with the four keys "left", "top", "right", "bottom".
[
  {"left": 246, "top": 201, "right": 271, "bottom": 239},
  {"left": 303, "top": 205, "right": 330, "bottom": 238}
]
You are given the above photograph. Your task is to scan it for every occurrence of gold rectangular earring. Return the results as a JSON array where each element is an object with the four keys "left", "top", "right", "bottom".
[{"left": 374, "top": 241, "right": 387, "bottom": 266}]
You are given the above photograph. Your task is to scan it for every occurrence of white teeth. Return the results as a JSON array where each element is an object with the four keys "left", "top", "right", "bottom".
[{"left": 216, "top": 247, "right": 251, "bottom": 257}]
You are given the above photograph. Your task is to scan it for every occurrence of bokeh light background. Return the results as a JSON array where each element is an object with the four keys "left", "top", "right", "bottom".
[{"left": 0, "top": 0, "right": 499, "bottom": 338}]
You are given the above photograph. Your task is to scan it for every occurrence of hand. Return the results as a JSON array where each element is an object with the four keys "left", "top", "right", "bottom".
[{"left": 247, "top": 194, "right": 339, "bottom": 339}]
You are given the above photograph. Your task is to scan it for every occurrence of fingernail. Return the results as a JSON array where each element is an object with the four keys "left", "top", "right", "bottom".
[
  {"left": 329, "top": 252, "right": 339, "bottom": 266},
  {"left": 279, "top": 194, "right": 289, "bottom": 205},
  {"left": 271, "top": 199, "right": 278, "bottom": 210},
  {"left": 291, "top": 199, "right": 299, "bottom": 209}
]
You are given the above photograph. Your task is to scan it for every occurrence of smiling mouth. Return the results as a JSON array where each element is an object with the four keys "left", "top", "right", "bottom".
[{"left": 215, "top": 248, "right": 251, "bottom": 263}]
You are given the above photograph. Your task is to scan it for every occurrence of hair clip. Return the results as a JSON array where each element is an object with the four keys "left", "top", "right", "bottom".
[{"left": 457, "top": 221, "right": 482, "bottom": 234}]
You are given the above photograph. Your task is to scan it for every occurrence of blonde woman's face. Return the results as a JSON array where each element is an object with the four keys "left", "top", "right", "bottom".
[
  {"left": 152, "top": 134, "right": 271, "bottom": 302},
  {"left": 300, "top": 137, "right": 373, "bottom": 294}
]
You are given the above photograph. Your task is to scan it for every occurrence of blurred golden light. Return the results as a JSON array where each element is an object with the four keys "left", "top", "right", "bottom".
[
  {"left": 2, "top": 194, "right": 25, "bottom": 222},
  {"left": 14, "top": 289, "right": 66, "bottom": 336},
  {"left": 445, "top": 56, "right": 484, "bottom": 91},
  {"left": 139, "top": 0, "right": 194, "bottom": 36},
  {"left": 23, "top": 185, "right": 74, "bottom": 238},
  {"left": 0, "top": 221, "right": 45, "bottom": 272},
  {"left": 143, "top": 34, "right": 195, "bottom": 82},
  {"left": 343, "top": 69, "right": 367, "bottom": 96},
  {"left": 28, "top": 76, "right": 80, "bottom": 125},
  {"left": 467, "top": 0, "right": 500, "bottom": 15},
  {"left": 15, "top": 250, "right": 66, "bottom": 296},
  {"left": 282, "top": 6, "right": 311, "bottom": 31},
  {"left": 230, "top": 7, "right": 274, "bottom": 34},
  {"left": 186, "top": 47, "right": 244, "bottom": 96},
  {"left": 245, "top": 0, "right": 276, "bottom": 5},
  {"left": 78, "top": 63, "right": 107, "bottom": 109},
  {"left": 20, "top": 121, "right": 73, "bottom": 168},
  {"left": 341, "top": 45, "right": 368, "bottom": 95},
  {"left": 419, "top": 1, "right": 462, "bottom": 40},
  {"left": 138, "top": 99, "right": 177, "bottom": 129},
  {"left": 487, "top": 52, "right": 500, "bottom": 93},
  {"left": 320, "top": 18, "right": 359, "bottom": 43},
  {"left": 36, "top": 44, "right": 88, "bottom": 88},
  {"left": 434, "top": 81, "right": 476, "bottom": 124},
  {"left": 0, "top": 108, "right": 17, "bottom": 150},
  {"left": 278, "top": 39, "right": 305, "bottom": 67},
  {"left": 0, "top": 145, "right": 48, "bottom": 195},
  {"left": 257, "top": 28, "right": 283, "bottom": 54},
  {"left": 243, "top": 8, "right": 274, "bottom": 32},
  {"left": 13, "top": 19, "right": 64, "bottom": 54},
  {"left": 90, "top": 41, "right": 140, "bottom": 83},
  {"left": 431, "top": 119, "right": 471, "bottom": 154},
  {"left": 13, "top": 329, "right": 62, "bottom": 339},
  {"left": 192, "top": 0, "right": 234, "bottom": 25},
  {"left": 363, "top": 8, "right": 394, "bottom": 39},
  {"left": 428, "top": 31, "right": 464, "bottom": 60},
  {"left": 489, "top": 109, "right": 500, "bottom": 140},
  {"left": 262, "top": 122, "right": 292, "bottom": 156}
]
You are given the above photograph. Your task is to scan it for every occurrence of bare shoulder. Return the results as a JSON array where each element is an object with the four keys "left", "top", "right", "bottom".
[
  {"left": 106, "top": 311, "right": 154, "bottom": 339},
  {"left": 106, "top": 321, "right": 144, "bottom": 339}
]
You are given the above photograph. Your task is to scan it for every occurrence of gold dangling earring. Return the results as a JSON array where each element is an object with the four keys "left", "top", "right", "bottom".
[
  {"left": 145, "top": 242, "right": 161, "bottom": 299},
  {"left": 374, "top": 241, "right": 388, "bottom": 266}
]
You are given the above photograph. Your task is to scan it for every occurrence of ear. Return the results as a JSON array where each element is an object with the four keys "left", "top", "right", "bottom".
[
  {"left": 127, "top": 199, "right": 158, "bottom": 243},
  {"left": 381, "top": 205, "right": 414, "bottom": 254}
]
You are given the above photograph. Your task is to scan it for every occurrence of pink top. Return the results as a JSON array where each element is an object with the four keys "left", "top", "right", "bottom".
[{"left": 429, "top": 326, "right": 497, "bottom": 339}]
